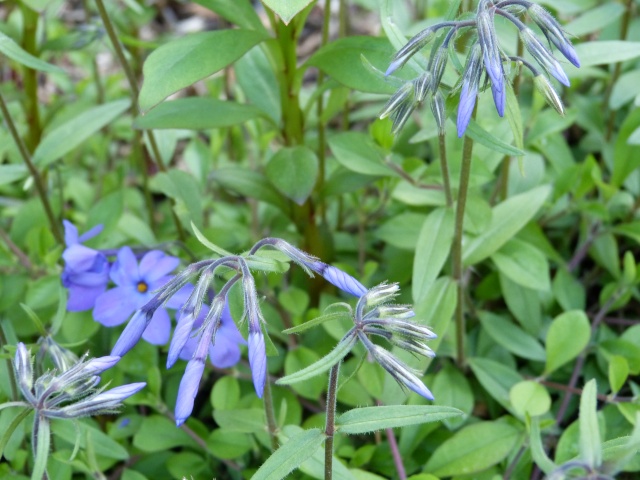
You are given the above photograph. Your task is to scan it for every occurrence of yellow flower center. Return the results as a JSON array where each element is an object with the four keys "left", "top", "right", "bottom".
[{"left": 137, "top": 282, "right": 148, "bottom": 293}]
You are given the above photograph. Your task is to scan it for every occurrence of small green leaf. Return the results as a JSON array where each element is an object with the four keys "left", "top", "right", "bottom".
[
  {"left": 0, "top": 408, "right": 30, "bottom": 460},
  {"left": 191, "top": 222, "right": 234, "bottom": 257},
  {"left": 609, "top": 355, "right": 629, "bottom": 394},
  {"left": 133, "top": 415, "right": 199, "bottom": 451},
  {"left": 150, "top": 169, "right": 203, "bottom": 227},
  {"left": 0, "top": 30, "right": 63, "bottom": 73},
  {"left": 468, "top": 357, "right": 523, "bottom": 413},
  {"left": 139, "top": 29, "right": 268, "bottom": 111},
  {"left": 463, "top": 185, "right": 551, "bottom": 265},
  {"left": 195, "top": 0, "right": 266, "bottom": 31},
  {"left": 465, "top": 119, "right": 525, "bottom": 156},
  {"left": 213, "top": 409, "right": 265, "bottom": 433},
  {"left": 431, "top": 363, "right": 473, "bottom": 429},
  {"left": 262, "top": 0, "right": 314, "bottom": 24},
  {"left": 479, "top": 311, "right": 546, "bottom": 362},
  {"left": 210, "top": 377, "right": 240, "bottom": 410},
  {"left": 329, "top": 132, "right": 397, "bottom": 177},
  {"left": 424, "top": 421, "right": 519, "bottom": 477},
  {"left": 0, "top": 164, "right": 28, "bottom": 186},
  {"left": 491, "top": 238, "right": 551, "bottom": 291},
  {"left": 530, "top": 417, "right": 557, "bottom": 474},
  {"left": 31, "top": 417, "right": 50, "bottom": 480},
  {"left": 266, "top": 146, "right": 319, "bottom": 205},
  {"left": 412, "top": 207, "right": 455, "bottom": 302},
  {"left": 509, "top": 381, "right": 551, "bottom": 417},
  {"left": 552, "top": 268, "right": 586, "bottom": 311},
  {"left": 213, "top": 167, "right": 288, "bottom": 211},
  {"left": 252, "top": 428, "right": 324, "bottom": 480},
  {"left": 276, "top": 333, "right": 357, "bottom": 385},
  {"left": 545, "top": 310, "right": 590, "bottom": 374},
  {"left": 134, "top": 98, "right": 262, "bottom": 130},
  {"left": 579, "top": 379, "right": 602, "bottom": 468},
  {"left": 282, "top": 311, "right": 352, "bottom": 334},
  {"left": 336, "top": 405, "right": 462, "bottom": 434},
  {"left": 33, "top": 99, "right": 130, "bottom": 167}
]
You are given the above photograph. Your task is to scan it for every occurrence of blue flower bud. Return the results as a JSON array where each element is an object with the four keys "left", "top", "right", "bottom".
[
  {"left": 528, "top": 4, "right": 580, "bottom": 68},
  {"left": 309, "top": 262, "right": 368, "bottom": 297},
  {"left": 386, "top": 27, "right": 436, "bottom": 76},
  {"left": 520, "top": 27, "right": 570, "bottom": 86},
  {"left": 457, "top": 43, "right": 483, "bottom": 137},
  {"left": 477, "top": 5, "right": 505, "bottom": 102},
  {"left": 111, "top": 310, "right": 151, "bottom": 357},
  {"left": 174, "top": 360, "right": 205, "bottom": 426},
  {"left": 248, "top": 324, "right": 266, "bottom": 398}
]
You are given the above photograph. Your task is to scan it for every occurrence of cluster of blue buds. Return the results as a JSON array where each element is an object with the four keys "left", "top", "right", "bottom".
[{"left": 382, "top": 0, "right": 580, "bottom": 137}]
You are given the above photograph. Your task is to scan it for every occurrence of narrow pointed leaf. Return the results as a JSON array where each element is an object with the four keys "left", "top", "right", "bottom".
[
  {"left": 337, "top": 405, "right": 463, "bottom": 434},
  {"left": 252, "top": 428, "right": 324, "bottom": 480},
  {"left": 530, "top": 417, "right": 557, "bottom": 474},
  {"left": 0, "top": 30, "right": 63, "bottom": 73},
  {"left": 579, "top": 379, "right": 602, "bottom": 467},
  {"left": 31, "top": 417, "right": 50, "bottom": 480}
]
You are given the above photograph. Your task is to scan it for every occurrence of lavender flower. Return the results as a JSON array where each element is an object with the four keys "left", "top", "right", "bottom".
[
  {"left": 477, "top": 1, "right": 505, "bottom": 116},
  {"left": 457, "top": 43, "right": 484, "bottom": 137},
  {"left": 94, "top": 247, "right": 190, "bottom": 345},
  {"left": 519, "top": 27, "right": 570, "bottom": 86},
  {"left": 527, "top": 4, "right": 580, "bottom": 68},
  {"left": 61, "top": 221, "right": 110, "bottom": 311}
]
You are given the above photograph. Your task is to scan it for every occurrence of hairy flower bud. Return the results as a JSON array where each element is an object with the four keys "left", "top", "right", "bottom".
[
  {"left": 477, "top": 3, "right": 505, "bottom": 111},
  {"left": 431, "top": 90, "right": 446, "bottom": 135},
  {"left": 386, "top": 27, "right": 436, "bottom": 76},
  {"left": 528, "top": 4, "right": 580, "bottom": 68},
  {"left": 534, "top": 74, "right": 565, "bottom": 116},
  {"left": 520, "top": 27, "right": 570, "bottom": 86},
  {"left": 458, "top": 43, "right": 484, "bottom": 136}
]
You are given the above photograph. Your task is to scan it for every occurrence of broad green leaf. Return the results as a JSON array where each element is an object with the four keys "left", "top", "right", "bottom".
[
  {"left": 509, "top": 381, "right": 551, "bottom": 417},
  {"left": 579, "top": 379, "right": 602, "bottom": 467},
  {"left": 463, "top": 185, "right": 551, "bottom": 265},
  {"left": 376, "top": 212, "right": 426, "bottom": 251},
  {"left": 610, "top": 70, "right": 640, "bottom": 110},
  {"left": 213, "top": 409, "right": 265, "bottom": 433},
  {"left": 139, "top": 29, "right": 268, "bottom": 111},
  {"left": 195, "top": 0, "right": 266, "bottom": 31},
  {"left": 262, "top": 0, "right": 314, "bottom": 24},
  {"left": 307, "top": 36, "right": 398, "bottom": 94},
  {"left": 236, "top": 45, "right": 281, "bottom": 123},
  {"left": 530, "top": 418, "right": 557, "bottom": 474},
  {"left": 565, "top": 3, "right": 625, "bottom": 36},
  {"left": 191, "top": 222, "right": 234, "bottom": 257},
  {"left": 0, "top": 30, "right": 63, "bottom": 73},
  {"left": 424, "top": 421, "right": 519, "bottom": 477},
  {"left": 210, "top": 377, "right": 240, "bottom": 410},
  {"left": 572, "top": 41, "right": 640, "bottom": 68},
  {"left": 545, "top": 310, "right": 590, "bottom": 374},
  {"left": 277, "top": 333, "right": 357, "bottom": 385},
  {"left": 478, "top": 311, "right": 546, "bottom": 362},
  {"left": 465, "top": 119, "right": 525, "bottom": 156},
  {"left": 133, "top": 415, "right": 199, "bottom": 451},
  {"left": 252, "top": 428, "right": 324, "bottom": 480},
  {"left": 51, "top": 419, "right": 129, "bottom": 460},
  {"left": 500, "top": 270, "right": 542, "bottom": 334},
  {"left": 213, "top": 166, "right": 288, "bottom": 211},
  {"left": 336, "top": 406, "right": 462, "bottom": 434},
  {"left": 612, "top": 107, "right": 640, "bottom": 187},
  {"left": 552, "top": 268, "right": 586, "bottom": 311},
  {"left": 284, "top": 347, "right": 325, "bottom": 400},
  {"left": 0, "top": 164, "right": 28, "bottom": 186},
  {"left": 150, "top": 169, "right": 203, "bottom": 227},
  {"left": 266, "top": 146, "right": 318, "bottom": 205},
  {"left": 134, "top": 98, "right": 262, "bottom": 130},
  {"left": 468, "top": 357, "right": 523, "bottom": 413},
  {"left": 328, "top": 132, "right": 397, "bottom": 177},
  {"left": 33, "top": 99, "right": 130, "bottom": 167},
  {"left": 491, "top": 238, "right": 550, "bottom": 291},
  {"left": 430, "top": 363, "right": 473, "bottom": 429},
  {"left": 609, "top": 355, "right": 629, "bottom": 394},
  {"left": 412, "top": 207, "right": 455, "bottom": 302},
  {"left": 0, "top": 408, "right": 29, "bottom": 460},
  {"left": 505, "top": 82, "right": 524, "bottom": 151},
  {"left": 207, "top": 429, "right": 252, "bottom": 459}
]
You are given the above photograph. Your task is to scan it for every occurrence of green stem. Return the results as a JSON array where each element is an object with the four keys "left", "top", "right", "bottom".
[
  {"left": 263, "top": 378, "right": 279, "bottom": 451},
  {"left": 93, "top": 0, "right": 185, "bottom": 241},
  {"left": 604, "top": 0, "right": 634, "bottom": 141},
  {"left": 452, "top": 110, "right": 476, "bottom": 368},
  {"left": 0, "top": 92, "right": 63, "bottom": 244},
  {"left": 21, "top": 4, "right": 42, "bottom": 152},
  {"left": 324, "top": 363, "right": 340, "bottom": 480},
  {"left": 438, "top": 133, "right": 452, "bottom": 207},
  {"left": 316, "top": 0, "right": 332, "bottom": 223}
]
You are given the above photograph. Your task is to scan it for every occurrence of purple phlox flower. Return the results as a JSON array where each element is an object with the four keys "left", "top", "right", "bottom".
[
  {"left": 175, "top": 300, "right": 246, "bottom": 369},
  {"left": 457, "top": 43, "right": 484, "bottom": 137},
  {"left": 61, "top": 220, "right": 110, "bottom": 312},
  {"left": 477, "top": 1, "right": 506, "bottom": 116},
  {"left": 94, "top": 246, "right": 190, "bottom": 348},
  {"left": 528, "top": 4, "right": 580, "bottom": 68}
]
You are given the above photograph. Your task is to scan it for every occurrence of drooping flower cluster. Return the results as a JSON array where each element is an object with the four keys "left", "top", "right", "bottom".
[
  {"left": 278, "top": 283, "right": 437, "bottom": 399},
  {"left": 382, "top": 0, "right": 580, "bottom": 137},
  {"left": 108, "top": 236, "right": 368, "bottom": 425}
]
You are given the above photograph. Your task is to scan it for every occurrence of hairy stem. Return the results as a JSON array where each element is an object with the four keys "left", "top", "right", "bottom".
[
  {"left": 324, "top": 363, "right": 340, "bottom": 480},
  {"left": 0, "top": 93, "right": 63, "bottom": 244},
  {"left": 438, "top": 132, "right": 453, "bottom": 207},
  {"left": 20, "top": 4, "right": 42, "bottom": 152},
  {"left": 452, "top": 109, "right": 476, "bottom": 368},
  {"left": 263, "top": 379, "right": 279, "bottom": 451}
]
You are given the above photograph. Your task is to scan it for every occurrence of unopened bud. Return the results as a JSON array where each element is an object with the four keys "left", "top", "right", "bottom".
[
  {"left": 386, "top": 27, "right": 436, "bottom": 76},
  {"left": 534, "top": 75, "right": 565, "bottom": 116}
]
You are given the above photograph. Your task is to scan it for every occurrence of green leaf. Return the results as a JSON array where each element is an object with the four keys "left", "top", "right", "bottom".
[
  {"left": 32, "top": 417, "right": 50, "bottom": 480},
  {"left": 266, "top": 146, "right": 319, "bottom": 205},
  {"left": 284, "top": 347, "right": 326, "bottom": 400},
  {"left": 412, "top": 207, "right": 455, "bottom": 302},
  {"left": 213, "top": 166, "right": 288, "bottom": 211},
  {"left": 191, "top": 222, "right": 234, "bottom": 257},
  {"left": 565, "top": 3, "right": 625, "bottom": 36},
  {"left": 530, "top": 417, "right": 557, "bottom": 474},
  {"left": 579, "top": 379, "right": 602, "bottom": 467},
  {"left": 134, "top": 98, "right": 262, "bottom": 130},
  {"left": 468, "top": 357, "right": 523, "bottom": 413},
  {"left": 276, "top": 333, "right": 357, "bottom": 385},
  {"left": 609, "top": 355, "right": 629, "bottom": 394},
  {"left": 478, "top": 311, "right": 546, "bottom": 362},
  {"left": 376, "top": 212, "right": 426, "bottom": 251},
  {"left": 207, "top": 429, "right": 252, "bottom": 459},
  {"left": 552, "top": 268, "right": 586, "bottom": 311},
  {"left": 282, "top": 311, "right": 352, "bottom": 334},
  {"left": 236, "top": 45, "right": 281, "bottom": 123},
  {"left": 51, "top": 419, "right": 129, "bottom": 460},
  {"left": 465, "top": 119, "right": 525, "bottom": 156},
  {"left": 612, "top": 107, "right": 640, "bottom": 187},
  {"left": 307, "top": 36, "right": 398, "bottom": 94},
  {"left": 545, "top": 310, "right": 590, "bottom": 374},
  {"left": 133, "top": 415, "right": 199, "bottom": 451},
  {"left": 150, "top": 169, "right": 203, "bottom": 227},
  {"left": 431, "top": 363, "right": 473, "bottom": 429},
  {"left": 463, "top": 185, "right": 551, "bottom": 265},
  {"left": 509, "top": 381, "right": 551, "bottom": 417},
  {"left": 424, "top": 421, "right": 519, "bottom": 477},
  {"left": 195, "top": 0, "right": 266, "bottom": 31},
  {"left": 213, "top": 409, "right": 265, "bottom": 433},
  {"left": 500, "top": 272, "right": 542, "bottom": 334},
  {"left": 0, "top": 164, "right": 28, "bottom": 186},
  {"left": 0, "top": 30, "right": 63, "bottom": 73},
  {"left": 252, "top": 428, "right": 324, "bottom": 480},
  {"left": 210, "top": 377, "right": 240, "bottom": 410},
  {"left": 328, "top": 132, "right": 397, "bottom": 177},
  {"left": 491, "top": 238, "right": 550, "bottom": 291},
  {"left": 139, "top": 29, "right": 268, "bottom": 111},
  {"left": 262, "top": 0, "right": 314, "bottom": 24},
  {"left": 0, "top": 408, "right": 30, "bottom": 460},
  {"left": 572, "top": 41, "right": 640, "bottom": 67},
  {"left": 336, "top": 405, "right": 462, "bottom": 434},
  {"left": 505, "top": 82, "right": 524, "bottom": 151},
  {"left": 610, "top": 70, "right": 640, "bottom": 110},
  {"left": 33, "top": 99, "right": 130, "bottom": 167}
]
